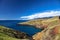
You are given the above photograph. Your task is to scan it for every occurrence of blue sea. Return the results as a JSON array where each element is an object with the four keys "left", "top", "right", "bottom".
[{"left": 0, "top": 20, "right": 42, "bottom": 36}]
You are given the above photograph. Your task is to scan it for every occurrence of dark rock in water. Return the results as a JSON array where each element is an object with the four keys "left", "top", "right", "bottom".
[{"left": 0, "top": 26, "right": 33, "bottom": 40}]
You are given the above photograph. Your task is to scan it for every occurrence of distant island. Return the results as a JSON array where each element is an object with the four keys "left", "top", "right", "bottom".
[{"left": 19, "top": 16, "right": 60, "bottom": 40}]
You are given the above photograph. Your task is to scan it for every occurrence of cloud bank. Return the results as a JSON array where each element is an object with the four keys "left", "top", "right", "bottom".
[{"left": 20, "top": 11, "right": 60, "bottom": 20}]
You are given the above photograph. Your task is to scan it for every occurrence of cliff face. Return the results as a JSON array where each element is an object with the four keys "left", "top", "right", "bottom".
[
  {"left": 33, "top": 24, "right": 60, "bottom": 40},
  {"left": 19, "top": 16, "right": 60, "bottom": 40},
  {"left": 32, "top": 16, "right": 60, "bottom": 40},
  {"left": 0, "top": 26, "right": 31, "bottom": 40}
]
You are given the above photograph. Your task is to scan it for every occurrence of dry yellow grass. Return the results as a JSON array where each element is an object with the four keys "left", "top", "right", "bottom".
[
  {"left": 33, "top": 24, "right": 60, "bottom": 40},
  {"left": 20, "top": 16, "right": 60, "bottom": 29}
]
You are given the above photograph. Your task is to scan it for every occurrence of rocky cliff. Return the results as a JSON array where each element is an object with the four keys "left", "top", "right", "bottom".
[
  {"left": 19, "top": 16, "right": 60, "bottom": 40},
  {"left": 33, "top": 24, "right": 60, "bottom": 40}
]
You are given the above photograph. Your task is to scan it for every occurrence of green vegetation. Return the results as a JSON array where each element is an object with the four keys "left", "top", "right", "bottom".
[
  {"left": 0, "top": 26, "right": 30, "bottom": 40},
  {"left": 0, "top": 33, "right": 20, "bottom": 40}
]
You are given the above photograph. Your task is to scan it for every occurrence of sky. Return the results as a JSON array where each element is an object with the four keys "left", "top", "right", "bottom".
[{"left": 0, "top": 0, "right": 60, "bottom": 20}]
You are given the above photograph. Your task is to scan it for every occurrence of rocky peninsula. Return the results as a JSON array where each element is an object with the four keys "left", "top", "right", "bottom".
[{"left": 19, "top": 16, "right": 60, "bottom": 40}]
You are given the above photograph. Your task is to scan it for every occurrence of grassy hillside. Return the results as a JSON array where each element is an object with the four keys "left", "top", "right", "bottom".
[
  {"left": 19, "top": 16, "right": 59, "bottom": 29},
  {"left": 0, "top": 33, "right": 20, "bottom": 40},
  {"left": 0, "top": 26, "right": 30, "bottom": 40}
]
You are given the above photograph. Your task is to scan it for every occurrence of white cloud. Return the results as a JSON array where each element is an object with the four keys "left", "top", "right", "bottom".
[{"left": 20, "top": 11, "right": 60, "bottom": 20}]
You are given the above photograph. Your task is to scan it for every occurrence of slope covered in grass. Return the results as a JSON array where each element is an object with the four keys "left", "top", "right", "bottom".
[
  {"left": 19, "top": 16, "right": 59, "bottom": 29},
  {"left": 0, "top": 33, "right": 20, "bottom": 40},
  {"left": 0, "top": 26, "right": 30, "bottom": 40}
]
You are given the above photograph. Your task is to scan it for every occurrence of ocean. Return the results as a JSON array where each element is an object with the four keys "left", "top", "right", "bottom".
[{"left": 0, "top": 20, "right": 42, "bottom": 36}]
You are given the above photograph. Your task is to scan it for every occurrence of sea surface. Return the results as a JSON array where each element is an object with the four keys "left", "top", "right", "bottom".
[{"left": 0, "top": 20, "right": 42, "bottom": 36}]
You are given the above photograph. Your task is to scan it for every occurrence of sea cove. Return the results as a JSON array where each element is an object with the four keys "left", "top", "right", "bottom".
[{"left": 0, "top": 20, "right": 42, "bottom": 36}]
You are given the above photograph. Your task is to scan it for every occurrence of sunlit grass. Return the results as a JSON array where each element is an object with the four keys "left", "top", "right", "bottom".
[{"left": 0, "top": 26, "right": 29, "bottom": 40}]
